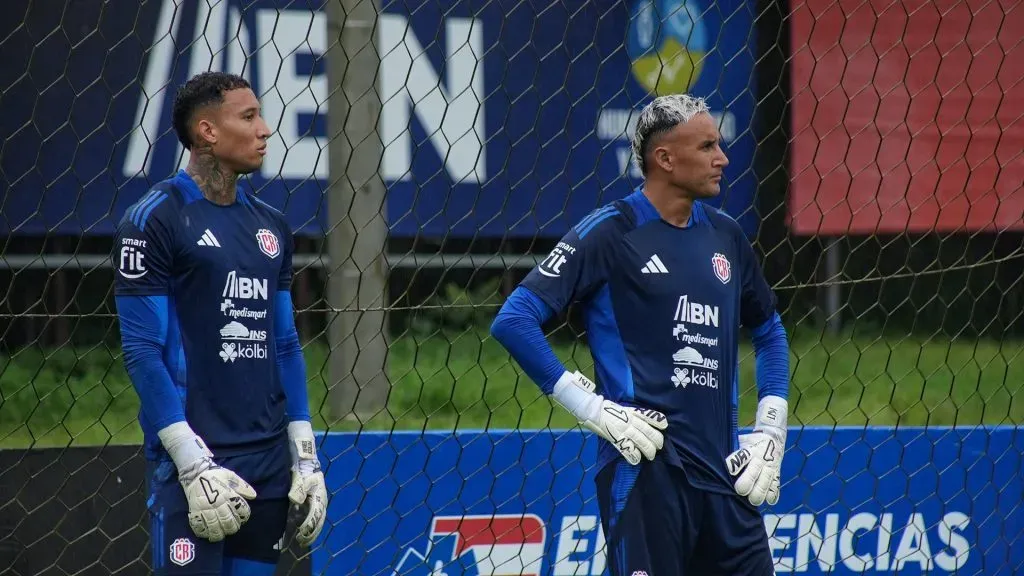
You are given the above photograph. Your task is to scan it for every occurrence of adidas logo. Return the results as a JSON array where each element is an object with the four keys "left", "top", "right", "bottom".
[
  {"left": 197, "top": 229, "right": 221, "bottom": 247},
  {"left": 641, "top": 254, "right": 669, "bottom": 274},
  {"left": 196, "top": 228, "right": 221, "bottom": 247}
]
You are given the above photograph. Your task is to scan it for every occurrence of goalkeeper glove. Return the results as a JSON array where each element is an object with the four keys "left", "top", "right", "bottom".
[
  {"left": 287, "top": 421, "right": 328, "bottom": 547},
  {"left": 726, "top": 395, "right": 787, "bottom": 507},
  {"left": 158, "top": 422, "right": 258, "bottom": 542},
  {"left": 552, "top": 370, "right": 668, "bottom": 466}
]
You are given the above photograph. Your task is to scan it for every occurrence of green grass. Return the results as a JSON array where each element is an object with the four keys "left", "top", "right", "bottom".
[{"left": 1, "top": 327, "right": 1022, "bottom": 449}]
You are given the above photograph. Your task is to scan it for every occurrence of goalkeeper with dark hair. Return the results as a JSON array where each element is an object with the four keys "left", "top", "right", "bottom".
[
  {"left": 491, "top": 94, "right": 790, "bottom": 575},
  {"left": 113, "top": 72, "right": 327, "bottom": 575}
]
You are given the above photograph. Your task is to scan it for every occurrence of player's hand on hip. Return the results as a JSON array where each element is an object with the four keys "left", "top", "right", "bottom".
[
  {"left": 726, "top": 395, "right": 787, "bottom": 507},
  {"left": 157, "top": 422, "right": 257, "bottom": 542},
  {"left": 552, "top": 371, "right": 668, "bottom": 466},
  {"left": 287, "top": 421, "right": 328, "bottom": 547},
  {"left": 584, "top": 402, "right": 668, "bottom": 465}
]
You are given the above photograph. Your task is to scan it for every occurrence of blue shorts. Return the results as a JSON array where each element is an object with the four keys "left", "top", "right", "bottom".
[
  {"left": 147, "top": 437, "right": 291, "bottom": 575},
  {"left": 596, "top": 457, "right": 775, "bottom": 576}
]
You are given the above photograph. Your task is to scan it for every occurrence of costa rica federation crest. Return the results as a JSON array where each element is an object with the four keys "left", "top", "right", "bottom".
[
  {"left": 712, "top": 252, "right": 731, "bottom": 284},
  {"left": 256, "top": 228, "right": 280, "bottom": 258},
  {"left": 169, "top": 537, "right": 195, "bottom": 566}
]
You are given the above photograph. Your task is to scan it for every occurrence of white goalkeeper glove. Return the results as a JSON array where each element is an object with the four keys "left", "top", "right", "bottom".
[
  {"left": 552, "top": 371, "right": 668, "bottom": 466},
  {"left": 287, "top": 421, "right": 328, "bottom": 547},
  {"left": 726, "top": 395, "right": 787, "bottom": 507},
  {"left": 158, "top": 422, "right": 258, "bottom": 543}
]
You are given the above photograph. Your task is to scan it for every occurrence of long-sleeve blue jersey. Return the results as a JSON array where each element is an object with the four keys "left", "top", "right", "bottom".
[
  {"left": 499, "top": 189, "right": 786, "bottom": 495},
  {"left": 113, "top": 170, "right": 307, "bottom": 460}
]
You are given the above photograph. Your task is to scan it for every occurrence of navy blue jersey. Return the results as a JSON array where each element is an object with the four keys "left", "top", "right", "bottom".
[
  {"left": 114, "top": 170, "right": 294, "bottom": 458},
  {"left": 521, "top": 189, "right": 776, "bottom": 493}
]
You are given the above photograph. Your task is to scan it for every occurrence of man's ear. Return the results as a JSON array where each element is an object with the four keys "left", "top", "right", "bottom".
[
  {"left": 193, "top": 116, "right": 217, "bottom": 147},
  {"left": 653, "top": 145, "right": 672, "bottom": 173}
]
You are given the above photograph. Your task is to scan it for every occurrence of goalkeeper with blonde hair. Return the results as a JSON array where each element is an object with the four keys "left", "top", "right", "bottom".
[{"left": 491, "top": 94, "right": 790, "bottom": 575}]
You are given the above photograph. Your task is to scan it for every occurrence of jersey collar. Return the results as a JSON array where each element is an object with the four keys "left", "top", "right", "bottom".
[
  {"left": 172, "top": 170, "right": 203, "bottom": 203},
  {"left": 625, "top": 187, "right": 701, "bottom": 228},
  {"left": 625, "top": 187, "right": 661, "bottom": 225}
]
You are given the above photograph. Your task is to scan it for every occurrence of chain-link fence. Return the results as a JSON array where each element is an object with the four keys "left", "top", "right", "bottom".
[{"left": 1, "top": 0, "right": 1023, "bottom": 574}]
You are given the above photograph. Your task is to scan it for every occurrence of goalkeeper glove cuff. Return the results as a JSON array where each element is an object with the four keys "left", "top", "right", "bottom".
[
  {"left": 755, "top": 395, "right": 788, "bottom": 439},
  {"left": 288, "top": 420, "right": 317, "bottom": 459},
  {"left": 288, "top": 420, "right": 320, "bottom": 475},
  {"left": 551, "top": 370, "right": 602, "bottom": 422},
  {"left": 157, "top": 421, "right": 212, "bottom": 475}
]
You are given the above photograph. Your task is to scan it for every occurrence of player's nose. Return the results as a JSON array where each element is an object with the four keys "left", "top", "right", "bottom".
[
  {"left": 256, "top": 117, "right": 272, "bottom": 139},
  {"left": 716, "top": 148, "right": 729, "bottom": 167}
]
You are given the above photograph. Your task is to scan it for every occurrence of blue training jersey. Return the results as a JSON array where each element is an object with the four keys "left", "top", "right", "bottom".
[
  {"left": 114, "top": 170, "right": 294, "bottom": 459},
  {"left": 520, "top": 189, "right": 777, "bottom": 494}
]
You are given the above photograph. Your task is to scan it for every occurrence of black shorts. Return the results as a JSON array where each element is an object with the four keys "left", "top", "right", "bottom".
[
  {"left": 146, "top": 438, "right": 291, "bottom": 575},
  {"left": 596, "top": 457, "right": 775, "bottom": 576}
]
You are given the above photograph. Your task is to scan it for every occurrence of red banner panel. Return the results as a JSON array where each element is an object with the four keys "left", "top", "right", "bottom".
[{"left": 787, "top": 0, "right": 1024, "bottom": 235}]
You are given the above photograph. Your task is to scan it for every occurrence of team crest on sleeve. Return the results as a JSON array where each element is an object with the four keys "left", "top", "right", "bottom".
[
  {"left": 256, "top": 228, "right": 280, "bottom": 258},
  {"left": 712, "top": 252, "right": 731, "bottom": 284},
  {"left": 169, "top": 537, "right": 195, "bottom": 566}
]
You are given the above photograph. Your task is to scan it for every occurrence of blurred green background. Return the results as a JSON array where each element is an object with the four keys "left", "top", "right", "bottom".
[{"left": 4, "top": 321, "right": 1021, "bottom": 449}]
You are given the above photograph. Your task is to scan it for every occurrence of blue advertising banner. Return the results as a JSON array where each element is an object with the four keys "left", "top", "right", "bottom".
[
  {"left": 313, "top": 427, "right": 1023, "bottom": 575},
  {"left": 1, "top": 0, "right": 758, "bottom": 238}
]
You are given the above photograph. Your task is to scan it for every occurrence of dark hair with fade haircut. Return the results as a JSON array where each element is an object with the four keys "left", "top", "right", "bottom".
[
  {"left": 172, "top": 72, "right": 252, "bottom": 150},
  {"left": 631, "top": 94, "right": 711, "bottom": 175}
]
